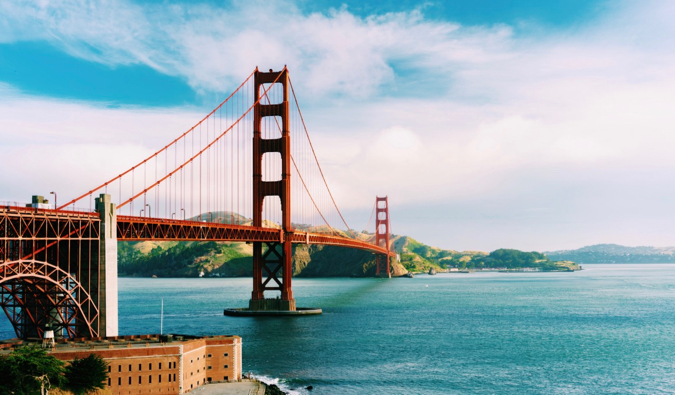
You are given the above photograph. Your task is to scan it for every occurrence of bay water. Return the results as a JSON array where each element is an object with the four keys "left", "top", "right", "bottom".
[{"left": 2, "top": 264, "right": 675, "bottom": 394}]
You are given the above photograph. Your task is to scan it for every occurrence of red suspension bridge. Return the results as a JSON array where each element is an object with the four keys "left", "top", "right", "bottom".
[{"left": 0, "top": 68, "right": 394, "bottom": 339}]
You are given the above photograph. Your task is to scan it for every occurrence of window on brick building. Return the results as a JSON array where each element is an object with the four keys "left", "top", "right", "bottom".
[
  {"left": 118, "top": 365, "right": 121, "bottom": 372},
  {"left": 108, "top": 378, "right": 111, "bottom": 386},
  {"left": 207, "top": 354, "right": 212, "bottom": 358},
  {"left": 207, "top": 377, "right": 212, "bottom": 383},
  {"left": 224, "top": 376, "right": 228, "bottom": 381},
  {"left": 159, "top": 374, "right": 162, "bottom": 383},
  {"left": 223, "top": 365, "right": 229, "bottom": 369},
  {"left": 223, "top": 353, "right": 229, "bottom": 357},
  {"left": 118, "top": 377, "right": 121, "bottom": 386},
  {"left": 149, "top": 363, "right": 152, "bottom": 371},
  {"left": 139, "top": 364, "right": 142, "bottom": 371},
  {"left": 128, "top": 377, "right": 131, "bottom": 385},
  {"left": 173, "top": 373, "right": 176, "bottom": 381},
  {"left": 129, "top": 364, "right": 132, "bottom": 371},
  {"left": 138, "top": 376, "right": 142, "bottom": 384},
  {"left": 108, "top": 366, "right": 111, "bottom": 373},
  {"left": 207, "top": 366, "right": 212, "bottom": 370},
  {"left": 149, "top": 375, "right": 152, "bottom": 384},
  {"left": 159, "top": 362, "right": 162, "bottom": 370}
]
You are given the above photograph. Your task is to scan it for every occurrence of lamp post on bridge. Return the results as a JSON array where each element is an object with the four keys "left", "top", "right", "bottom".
[
  {"left": 146, "top": 204, "right": 151, "bottom": 218},
  {"left": 50, "top": 191, "right": 57, "bottom": 211},
  {"left": 181, "top": 208, "right": 185, "bottom": 220}
]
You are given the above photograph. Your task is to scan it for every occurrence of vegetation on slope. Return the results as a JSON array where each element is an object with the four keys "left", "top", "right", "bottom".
[
  {"left": 118, "top": 226, "right": 577, "bottom": 277},
  {"left": 118, "top": 240, "right": 408, "bottom": 278},
  {"left": 392, "top": 235, "right": 487, "bottom": 272},
  {"left": 473, "top": 249, "right": 578, "bottom": 271},
  {"left": 390, "top": 237, "right": 575, "bottom": 272}
]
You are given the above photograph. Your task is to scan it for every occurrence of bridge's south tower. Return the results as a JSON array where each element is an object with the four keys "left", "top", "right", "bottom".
[{"left": 250, "top": 69, "right": 295, "bottom": 311}]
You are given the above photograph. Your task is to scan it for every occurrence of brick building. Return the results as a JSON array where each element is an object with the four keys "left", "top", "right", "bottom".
[{"left": 1, "top": 334, "right": 242, "bottom": 394}]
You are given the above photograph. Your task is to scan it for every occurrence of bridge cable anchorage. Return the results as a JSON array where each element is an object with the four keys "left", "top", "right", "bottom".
[
  {"left": 58, "top": 70, "right": 256, "bottom": 211},
  {"left": 288, "top": 77, "right": 357, "bottom": 240},
  {"left": 259, "top": 90, "right": 336, "bottom": 236}
]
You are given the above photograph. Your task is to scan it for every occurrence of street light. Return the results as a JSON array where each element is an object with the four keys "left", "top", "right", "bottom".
[
  {"left": 146, "top": 204, "right": 151, "bottom": 218},
  {"left": 172, "top": 212, "right": 176, "bottom": 219},
  {"left": 49, "top": 191, "right": 57, "bottom": 210},
  {"left": 140, "top": 209, "right": 144, "bottom": 217},
  {"left": 181, "top": 208, "right": 185, "bottom": 220}
]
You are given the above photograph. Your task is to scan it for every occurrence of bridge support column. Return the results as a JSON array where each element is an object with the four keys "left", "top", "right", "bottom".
[
  {"left": 96, "top": 193, "right": 118, "bottom": 336},
  {"left": 375, "top": 196, "right": 391, "bottom": 278},
  {"left": 249, "top": 68, "right": 296, "bottom": 311}
]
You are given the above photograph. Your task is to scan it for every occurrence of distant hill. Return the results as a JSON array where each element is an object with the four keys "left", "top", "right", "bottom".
[{"left": 545, "top": 244, "right": 675, "bottom": 263}]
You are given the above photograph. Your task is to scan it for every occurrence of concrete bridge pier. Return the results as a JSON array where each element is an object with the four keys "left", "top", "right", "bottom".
[{"left": 96, "top": 193, "right": 118, "bottom": 337}]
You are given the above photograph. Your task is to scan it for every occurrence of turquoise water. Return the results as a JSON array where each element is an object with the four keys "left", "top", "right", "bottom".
[{"left": 2, "top": 264, "right": 675, "bottom": 394}]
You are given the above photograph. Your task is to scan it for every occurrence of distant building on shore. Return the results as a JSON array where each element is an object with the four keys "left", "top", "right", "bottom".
[{"left": 1, "top": 334, "right": 242, "bottom": 394}]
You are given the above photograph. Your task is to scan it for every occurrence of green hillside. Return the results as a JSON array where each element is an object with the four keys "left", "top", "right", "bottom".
[
  {"left": 118, "top": 226, "right": 577, "bottom": 277},
  {"left": 118, "top": 238, "right": 409, "bottom": 278},
  {"left": 392, "top": 235, "right": 486, "bottom": 273}
]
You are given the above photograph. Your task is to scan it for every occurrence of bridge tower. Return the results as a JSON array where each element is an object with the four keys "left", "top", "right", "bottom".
[
  {"left": 250, "top": 68, "right": 296, "bottom": 311},
  {"left": 375, "top": 196, "right": 391, "bottom": 278}
]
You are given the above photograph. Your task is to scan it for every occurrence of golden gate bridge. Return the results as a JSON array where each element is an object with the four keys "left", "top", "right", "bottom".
[{"left": 0, "top": 68, "right": 393, "bottom": 340}]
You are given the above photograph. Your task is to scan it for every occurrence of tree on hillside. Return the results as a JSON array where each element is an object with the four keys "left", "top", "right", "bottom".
[
  {"left": 482, "top": 249, "right": 549, "bottom": 268},
  {"left": 0, "top": 345, "right": 65, "bottom": 395},
  {"left": 65, "top": 353, "right": 109, "bottom": 395}
]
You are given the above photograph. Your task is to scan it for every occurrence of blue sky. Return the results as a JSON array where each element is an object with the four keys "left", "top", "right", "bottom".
[
  {"left": 0, "top": 0, "right": 606, "bottom": 107},
  {"left": 2, "top": 0, "right": 675, "bottom": 251}
]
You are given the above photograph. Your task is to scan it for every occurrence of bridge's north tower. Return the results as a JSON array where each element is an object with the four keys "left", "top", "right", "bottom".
[{"left": 375, "top": 196, "right": 391, "bottom": 278}]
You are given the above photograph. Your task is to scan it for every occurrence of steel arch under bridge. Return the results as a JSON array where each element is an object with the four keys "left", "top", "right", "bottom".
[
  {"left": 0, "top": 260, "right": 98, "bottom": 339},
  {"left": 0, "top": 203, "right": 111, "bottom": 340}
]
